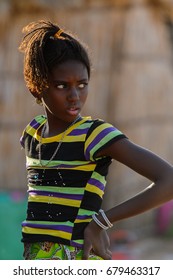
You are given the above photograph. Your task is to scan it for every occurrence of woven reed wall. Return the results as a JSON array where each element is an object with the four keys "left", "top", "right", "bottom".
[{"left": 1, "top": 0, "right": 173, "bottom": 231}]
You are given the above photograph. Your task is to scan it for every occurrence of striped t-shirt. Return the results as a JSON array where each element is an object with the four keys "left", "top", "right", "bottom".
[{"left": 20, "top": 115, "right": 126, "bottom": 248}]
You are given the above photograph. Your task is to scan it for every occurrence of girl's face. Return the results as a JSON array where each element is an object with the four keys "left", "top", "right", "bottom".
[{"left": 42, "top": 60, "right": 89, "bottom": 124}]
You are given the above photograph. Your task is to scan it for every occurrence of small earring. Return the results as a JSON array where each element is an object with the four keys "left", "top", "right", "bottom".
[{"left": 36, "top": 98, "right": 43, "bottom": 105}]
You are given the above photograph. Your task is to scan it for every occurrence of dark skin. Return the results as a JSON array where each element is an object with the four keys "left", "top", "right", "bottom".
[
  {"left": 35, "top": 60, "right": 89, "bottom": 136},
  {"left": 33, "top": 59, "right": 173, "bottom": 260}
]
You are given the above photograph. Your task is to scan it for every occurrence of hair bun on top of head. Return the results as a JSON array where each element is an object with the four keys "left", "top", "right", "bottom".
[
  {"left": 54, "top": 29, "right": 64, "bottom": 38},
  {"left": 50, "top": 29, "right": 65, "bottom": 40}
]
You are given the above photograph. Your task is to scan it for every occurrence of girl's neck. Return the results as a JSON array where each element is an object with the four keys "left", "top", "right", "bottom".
[{"left": 43, "top": 114, "right": 82, "bottom": 138}]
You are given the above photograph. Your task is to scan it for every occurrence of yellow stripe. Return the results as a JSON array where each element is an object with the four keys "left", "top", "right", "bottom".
[
  {"left": 65, "top": 134, "right": 86, "bottom": 142},
  {"left": 36, "top": 134, "right": 86, "bottom": 143},
  {"left": 22, "top": 227, "right": 71, "bottom": 240},
  {"left": 75, "top": 218, "right": 92, "bottom": 223},
  {"left": 26, "top": 125, "right": 37, "bottom": 137},
  {"left": 26, "top": 156, "right": 96, "bottom": 171},
  {"left": 63, "top": 164, "right": 96, "bottom": 171},
  {"left": 85, "top": 183, "right": 104, "bottom": 198},
  {"left": 28, "top": 195, "right": 81, "bottom": 207},
  {"left": 34, "top": 117, "right": 91, "bottom": 143}
]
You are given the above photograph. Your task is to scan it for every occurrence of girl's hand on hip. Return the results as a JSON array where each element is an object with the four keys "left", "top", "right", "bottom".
[{"left": 82, "top": 220, "right": 112, "bottom": 260}]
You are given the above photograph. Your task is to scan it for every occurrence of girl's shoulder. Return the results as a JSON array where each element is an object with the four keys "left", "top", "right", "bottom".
[
  {"left": 79, "top": 117, "right": 111, "bottom": 134},
  {"left": 82, "top": 116, "right": 109, "bottom": 126},
  {"left": 26, "top": 115, "right": 46, "bottom": 130},
  {"left": 20, "top": 115, "right": 46, "bottom": 148},
  {"left": 85, "top": 117, "right": 122, "bottom": 133},
  {"left": 24, "top": 115, "right": 46, "bottom": 133},
  {"left": 83, "top": 117, "right": 126, "bottom": 161},
  {"left": 83, "top": 116, "right": 126, "bottom": 142}
]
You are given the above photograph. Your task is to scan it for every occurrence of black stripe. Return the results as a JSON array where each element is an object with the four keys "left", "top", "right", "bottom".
[
  {"left": 27, "top": 169, "right": 92, "bottom": 187},
  {"left": 94, "top": 157, "right": 112, "bottom": 176},
  {"left": 72, "top": 222, "right": 88, "bottom": 239},
  {"left": 85, "top": 119, "right": 103, "bottom": 139},
  {"left": 26, "top": 136, "right": 86, "bottom": 161},
  {"left": 27, "top": 202, "right": 78, "bottom": 221},
  {"left": 80, "top": 191, "right": 102, "bottom": 211},
  {"left": 22, "top": 233, "right": 72, "bottom": 246}
]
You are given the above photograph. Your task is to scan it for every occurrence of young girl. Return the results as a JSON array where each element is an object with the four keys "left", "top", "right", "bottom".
[{"left": 19, "top": 20, "right": 173, "bottom": 260}]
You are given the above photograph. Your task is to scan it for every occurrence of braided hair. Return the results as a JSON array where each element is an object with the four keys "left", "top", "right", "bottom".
[{"left": 19, "top": 20, "right": 91, "bottom": 95}]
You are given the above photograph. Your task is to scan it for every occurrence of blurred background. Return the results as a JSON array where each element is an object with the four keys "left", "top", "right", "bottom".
[{"left": 1, "top": 0, "right": 173, "bottom": 260}]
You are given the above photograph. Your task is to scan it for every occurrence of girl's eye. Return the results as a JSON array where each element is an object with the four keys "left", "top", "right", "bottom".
[
  {"left": 56, "top": 84, "right": 66, "bottom": 89},
  {"left": 78, "top": 83, "right": 88, "bottom": 89}
]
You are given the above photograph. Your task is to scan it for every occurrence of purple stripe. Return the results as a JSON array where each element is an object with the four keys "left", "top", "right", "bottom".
[
  {"left": 30, "top": 119, "right": 42, "bottom": 129},
  {"left": 85, "top": 127, "right": 117, "bottom": 160},
  {"left": 68, "top": 128, "right": 89, "bottom": 136},
  {"left": 88, "top": 178, "right": 105, "bottom": 191},
  {"left": 29, "top": 190, "right": 83, "bottom": 200},
  {"left": 70, "top": 241, "right": 83, "bottom": 248},
  {"left": 20, "top": 136, "right": 24, "bottom": 148},
  {"left": 54, "top": 164, "right": 77, "bottom": 169},
  {"left": 22, "top": 222, "right": 72, "bottom": 233},
  {"left": 76, "top": 215, "right": 91, "bottom": 220}
]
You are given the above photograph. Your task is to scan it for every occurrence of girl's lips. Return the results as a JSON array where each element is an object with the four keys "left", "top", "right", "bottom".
[{"left": 67, "top": 107, "right": 80, "bottom": 116}]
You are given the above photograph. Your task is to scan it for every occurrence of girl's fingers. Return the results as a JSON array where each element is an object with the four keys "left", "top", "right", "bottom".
[{"left": 82, "top": 240, "right": 92, "bottom": 260}]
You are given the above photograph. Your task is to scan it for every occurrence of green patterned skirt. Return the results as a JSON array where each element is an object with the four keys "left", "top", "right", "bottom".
[{"left": 23, "top": 242, "right": 103, "bottom": 260}]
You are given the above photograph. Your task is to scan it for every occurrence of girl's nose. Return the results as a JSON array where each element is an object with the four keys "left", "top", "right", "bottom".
[{"left": 67, "top": 87, "right": 79, "bottom": 101}]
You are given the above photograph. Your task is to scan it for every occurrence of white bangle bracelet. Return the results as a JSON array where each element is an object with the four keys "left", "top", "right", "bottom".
[
  {"left": 92, "top": 213, "right": 109, "bottom": 230},
  {"left": 99, "top": 209, "right": 113, "bottom": 228}
]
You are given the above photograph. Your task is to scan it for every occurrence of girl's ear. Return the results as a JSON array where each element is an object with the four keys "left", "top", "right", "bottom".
[{"left": 30, "top": 91, "right": 43, "bottom": 105}]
